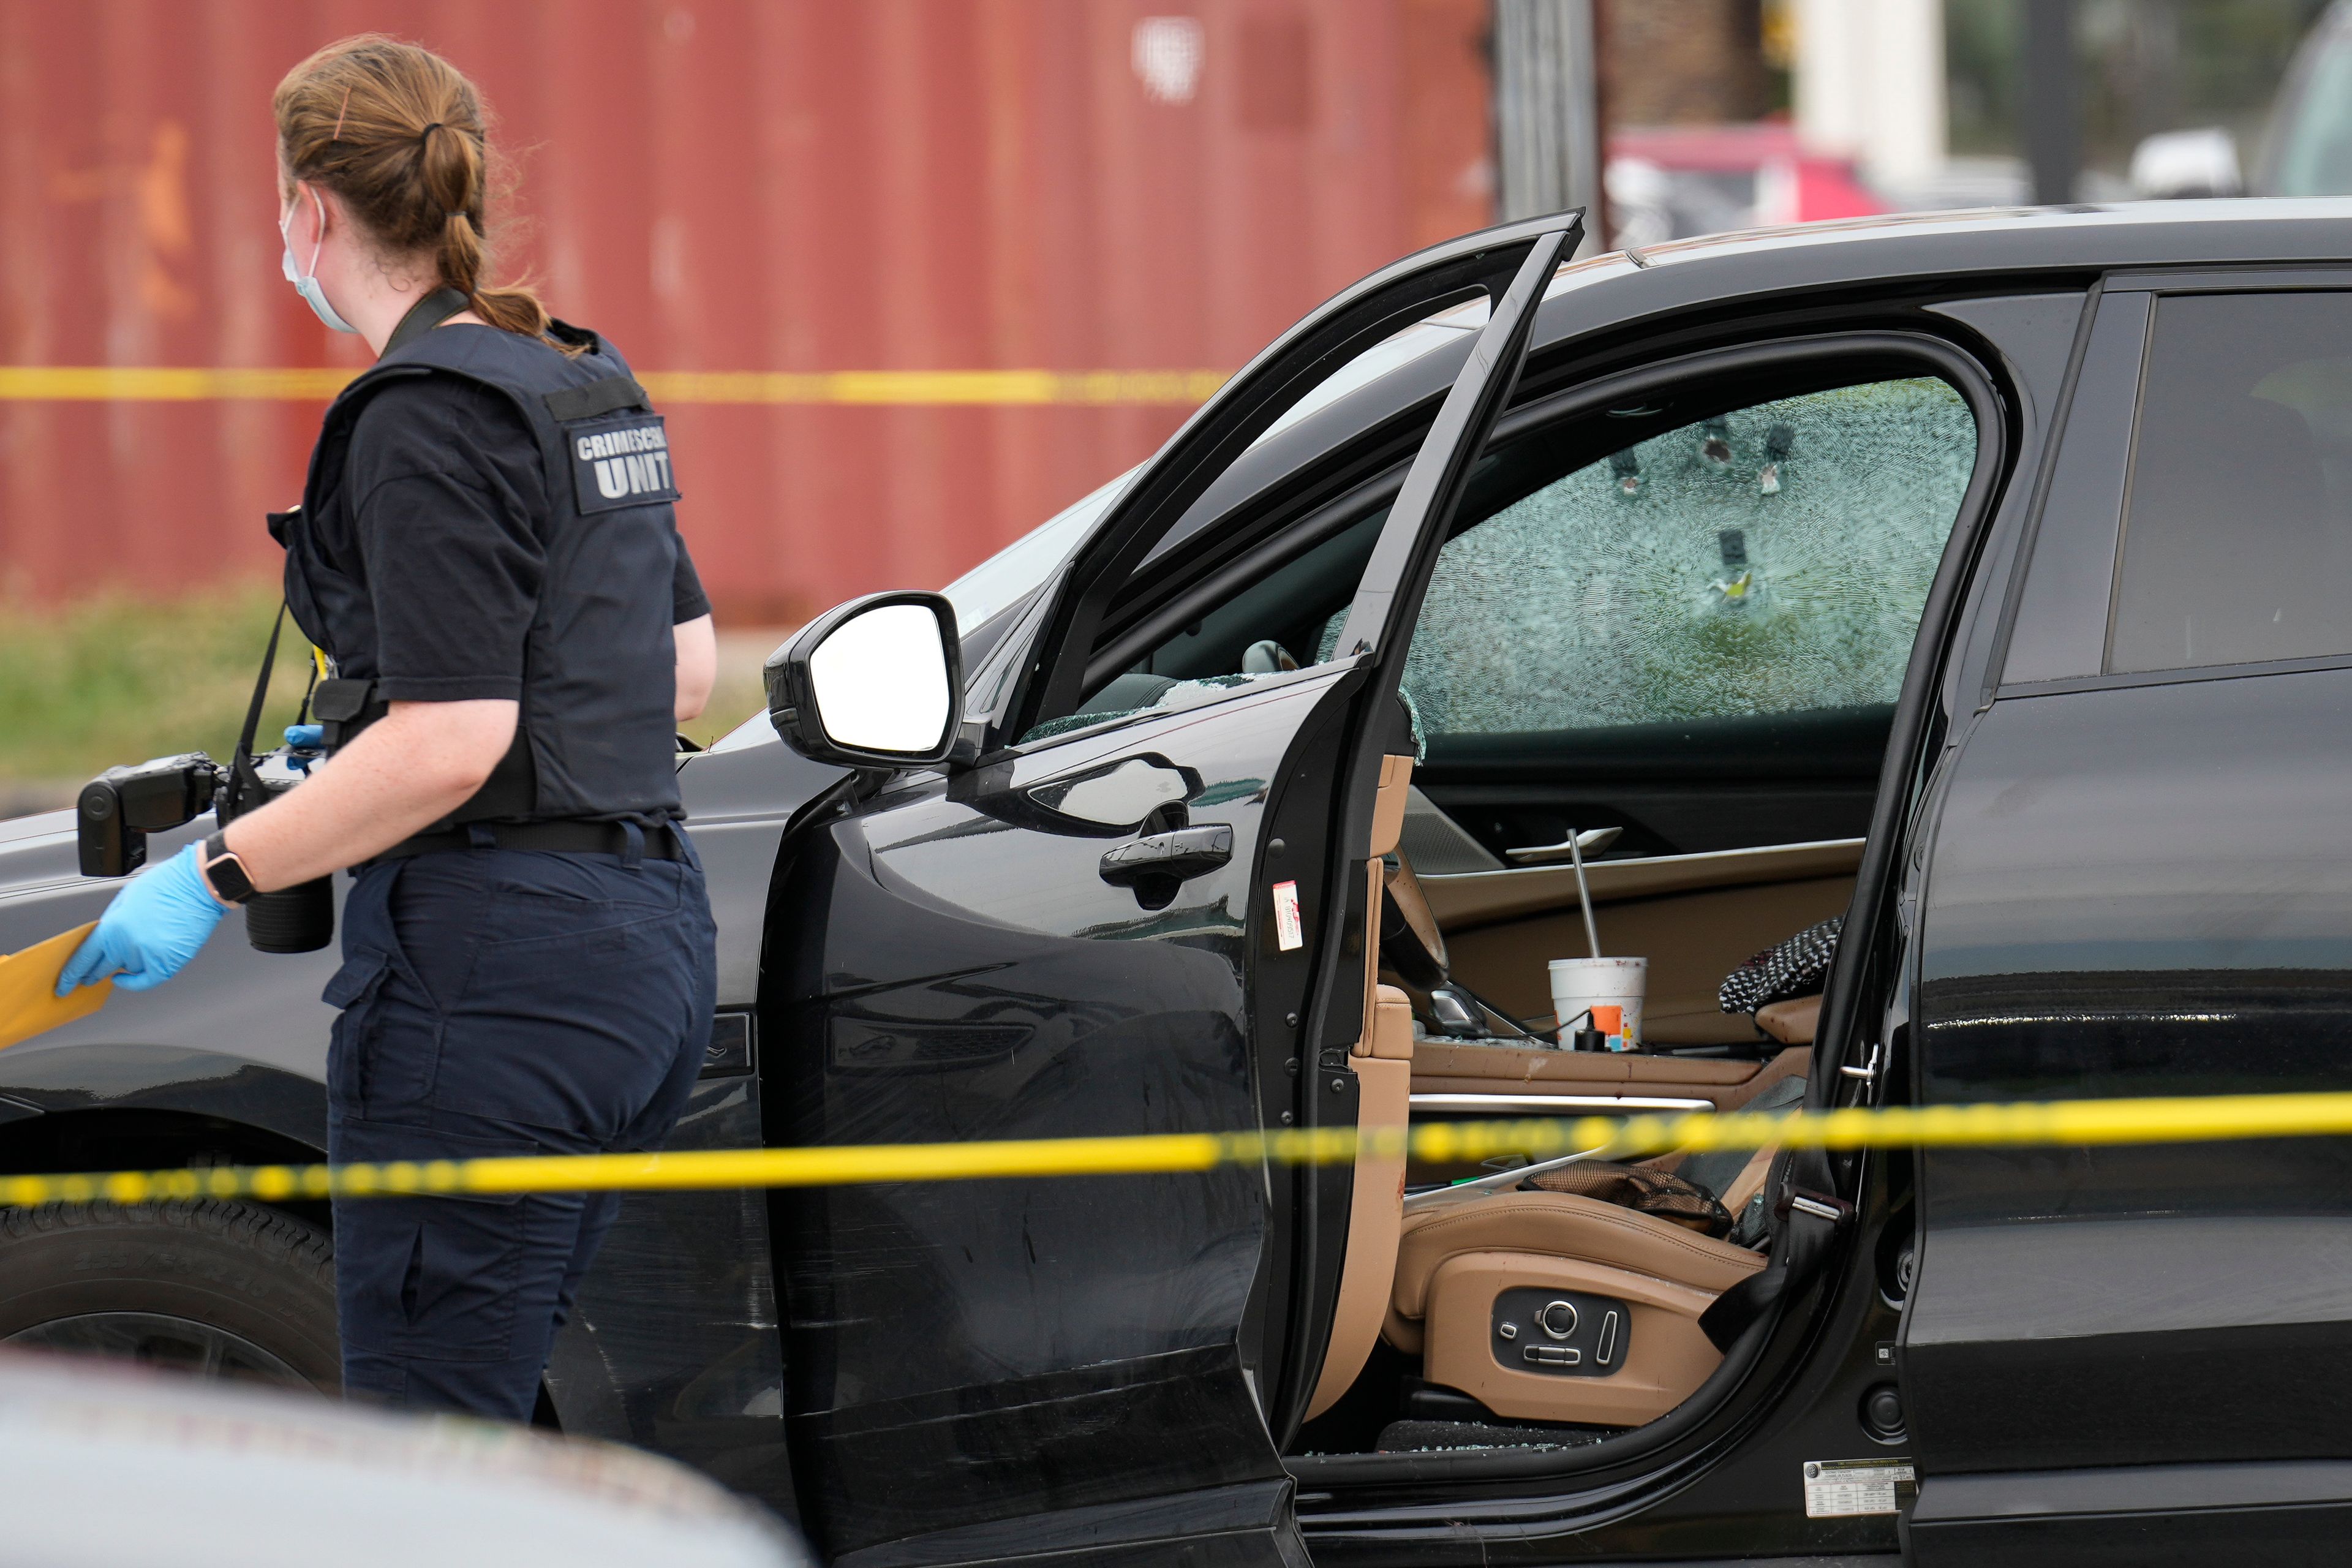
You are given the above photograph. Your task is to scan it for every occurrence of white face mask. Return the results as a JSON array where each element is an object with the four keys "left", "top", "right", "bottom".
[{"left": 280, "top": 187, "right": 357, "bottom": 334}]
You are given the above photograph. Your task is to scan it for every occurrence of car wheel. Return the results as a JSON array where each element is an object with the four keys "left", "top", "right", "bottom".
[{"left": 0, "top": 1200, "right": 339, "bottom": 1393}]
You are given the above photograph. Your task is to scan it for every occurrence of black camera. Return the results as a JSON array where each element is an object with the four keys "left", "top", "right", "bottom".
[
  {"left": 75, "top": 606, "right": 337, "bottom": 954},
  {"left": 75, "top": 750, "right": 335, "bottom": 955},
  {"left": 77, "top": 753, "right": 225, "bottom": 878}
]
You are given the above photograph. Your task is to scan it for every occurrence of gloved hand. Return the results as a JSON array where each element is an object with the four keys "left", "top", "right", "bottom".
[
  {"left": 284, "top": 723, "right": 326, "bottom": 775},
  {"left": 55, "top": 845, "right": 229, "bottom": 995}
]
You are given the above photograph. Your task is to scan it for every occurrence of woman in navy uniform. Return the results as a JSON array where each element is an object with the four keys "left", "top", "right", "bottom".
[{"left": 59, "top": 35, "right": 720, "bottom": 1420}]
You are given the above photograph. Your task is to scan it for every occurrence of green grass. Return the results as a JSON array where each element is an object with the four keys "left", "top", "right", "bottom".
[
  {"left": 0, "top": 587, "right": 317, "bottom": 807},
  {"left": 0, "top": 586, "right": 773, "bottom": 814}
]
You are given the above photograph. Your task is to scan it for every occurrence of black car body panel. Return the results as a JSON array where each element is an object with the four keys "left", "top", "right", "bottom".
[
  {"left": 0, "top": 737, "right": 848, "bottom": 1527},
  {"left": 767, "top": 676, "right": 1341, "bottom": 1553},
  {"left": 6, "top": 201, "right": 2352, "bottom": 1566}
]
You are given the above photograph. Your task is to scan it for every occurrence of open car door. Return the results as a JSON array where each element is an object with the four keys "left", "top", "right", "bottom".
[{"left": 763, "top": 214, "right": 1577, "bottom": 1567}]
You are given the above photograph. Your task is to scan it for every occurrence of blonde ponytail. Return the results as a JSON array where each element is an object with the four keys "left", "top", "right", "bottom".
[{"left": 275, "top": 36, "right": 563, "bottom": 347}]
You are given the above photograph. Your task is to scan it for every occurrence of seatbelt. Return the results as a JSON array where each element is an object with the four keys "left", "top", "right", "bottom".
[{"left": 1697, "top": 1143, "right": 1854, "bottom": 1352}]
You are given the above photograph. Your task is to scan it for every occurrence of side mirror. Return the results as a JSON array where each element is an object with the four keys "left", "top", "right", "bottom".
[{"left": 765, "top": 591, "right": 963, "bottom": 768}]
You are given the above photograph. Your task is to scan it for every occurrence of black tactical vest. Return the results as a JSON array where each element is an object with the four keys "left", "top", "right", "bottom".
[{"left": 273, "top": 313, "right": 685, "bottom": 826}]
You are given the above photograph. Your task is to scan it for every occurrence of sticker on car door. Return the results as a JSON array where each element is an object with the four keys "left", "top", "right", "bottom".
[
  {"left": 1801, "top": 1457, "right": 1915, "bottom": 1518},
  {"left": 1272, "top": 880, "right": 1303, "bottom": 951}
]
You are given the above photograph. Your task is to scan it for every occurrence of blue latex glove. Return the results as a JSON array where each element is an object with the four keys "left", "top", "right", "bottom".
[
  {"left": 284, "top": 723, "right": 326, "bottom": 775},
  {"left": 56, "top": 845, "right": 229, "bottom": 995}
]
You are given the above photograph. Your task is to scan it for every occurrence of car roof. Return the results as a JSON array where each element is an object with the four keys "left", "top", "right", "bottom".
[
  {"left": 1538, "top": 198, "right": 2352, "bottom": 337},
  {"left": 1138, "top": 201, "right": 2352, "bottom": 565},
  {"left": 1619, "top": 195, "right": 2350, "bottom": 271}
]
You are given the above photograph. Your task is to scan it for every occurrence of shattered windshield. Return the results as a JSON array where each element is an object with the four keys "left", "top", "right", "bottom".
[{"left": 1384, "top": 379, "right": 1978, "bottom": 737}]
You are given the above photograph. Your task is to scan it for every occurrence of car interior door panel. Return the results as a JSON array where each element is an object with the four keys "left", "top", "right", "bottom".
[
  {"left": 1426, "top": 843, "right": 1863, "bottom": 1046},
  {"left": 1406, "top": 1041, "right": 1811, "bottom": 1102}
]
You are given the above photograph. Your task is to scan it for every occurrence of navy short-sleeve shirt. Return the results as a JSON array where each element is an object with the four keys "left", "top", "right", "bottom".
[{"left": 341, "top": 366, "right": 709, "bottom": 704}]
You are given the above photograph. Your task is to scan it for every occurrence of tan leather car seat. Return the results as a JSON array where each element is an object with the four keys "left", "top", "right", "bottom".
[
  {"left": 1383, "top": 1191, "right": 1766, "bottom": 1427},
  {"left": 1328, "top": 771, "right": 1797, "bottom": 1428},
  {"left": 1755, "top": 994, "right": 1820, "bottom": 1044}
]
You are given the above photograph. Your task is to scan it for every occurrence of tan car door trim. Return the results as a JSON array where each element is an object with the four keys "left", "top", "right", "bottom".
[{"left": 1417, "top": 837, "right": 1866, "bottom": 931}]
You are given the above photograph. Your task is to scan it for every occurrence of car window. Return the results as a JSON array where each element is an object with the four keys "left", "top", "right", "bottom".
[
  {"left": 1385, "top": 379, "right": 1977, "bottom": 740},
  {"left": 2106, "top": 292, "right": 2352, "bottom": 675},
  {"left": 941, "top": 470, "right": 1133, "bottom": 633},
  {"left": 1022, "top": 510, "right": 1388, "bottom": 744}
]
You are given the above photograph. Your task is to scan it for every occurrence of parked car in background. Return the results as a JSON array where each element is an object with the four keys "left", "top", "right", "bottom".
[
  {"left": 1605, "top": 121, "right": 1882, "bottom": 247},
  {"left": 0, "top": 1351, "right": 802, "bottom": 1567},
  {"left": 2132, "top": 0, "right": 2352, "bottom": 199},
  {"left": 2255, "top": 0, "right": 2352, "bottom": 195},
  {"left": 7, "top": 197, "right": 2352, "bottom": 1566}
]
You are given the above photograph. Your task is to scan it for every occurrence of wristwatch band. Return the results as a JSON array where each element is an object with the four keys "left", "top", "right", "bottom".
[{"left": 200, "top": 831, "right": 258, "bottom": 905}]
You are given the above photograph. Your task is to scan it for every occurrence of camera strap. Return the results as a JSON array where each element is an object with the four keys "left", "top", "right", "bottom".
[{"left": 225, "top": 603, "right": 288, "bottom": 821}]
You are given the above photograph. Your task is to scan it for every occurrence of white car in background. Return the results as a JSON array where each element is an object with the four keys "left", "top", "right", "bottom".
[
  {"left": 0, "top": 1352, "right": 804, "bottom": 1568},
  {"left": 2132, "top": 0, "right": 2352, "bottom": 198},
  {"left": 2257, "top": 0, "right": 2352, "bottom": 195}
]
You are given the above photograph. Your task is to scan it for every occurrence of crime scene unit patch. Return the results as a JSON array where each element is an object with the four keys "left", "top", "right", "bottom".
[{"left": 570, "top": 414, "right": 681, "bottom": 513}]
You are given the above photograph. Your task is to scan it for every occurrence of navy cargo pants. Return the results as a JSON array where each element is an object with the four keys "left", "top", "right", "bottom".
[{"left": 323, "top": 832, "right": 716, "bottom": 1420}]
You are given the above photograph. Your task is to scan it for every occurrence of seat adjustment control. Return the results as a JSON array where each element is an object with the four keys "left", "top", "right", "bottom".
[{"left": 1491, "top": 1286, "right": 1628, "bottom": 1378}]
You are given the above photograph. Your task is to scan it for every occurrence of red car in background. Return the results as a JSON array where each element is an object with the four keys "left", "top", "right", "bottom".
[{"left": 1605, "top": 121, "right": 1883, "bottom": 248}]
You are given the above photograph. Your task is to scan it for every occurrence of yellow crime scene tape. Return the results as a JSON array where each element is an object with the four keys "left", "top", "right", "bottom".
[
  {"left": 0, "top": 366, "right": 1231, "bottom": 407},
  {"left": 10, "top": 1091, "right": 2352, "bottom": 1208}
]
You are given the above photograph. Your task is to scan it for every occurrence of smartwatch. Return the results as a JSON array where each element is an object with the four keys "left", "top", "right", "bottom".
[{"left": 200, "top": 832, "right": 258, "bottom": 906}]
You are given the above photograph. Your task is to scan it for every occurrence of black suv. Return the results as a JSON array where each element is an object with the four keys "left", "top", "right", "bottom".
[{"left": 6, "top": 200, "right": 2352, "bottom": 1568}]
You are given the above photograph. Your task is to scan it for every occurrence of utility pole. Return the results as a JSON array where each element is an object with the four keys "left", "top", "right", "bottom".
[
  {"left": 2022, "top": 0, "right": 2081, "bottom": 204},
  {"left": 1493, "top": 0, "right": 1607, "bottom": 247}
]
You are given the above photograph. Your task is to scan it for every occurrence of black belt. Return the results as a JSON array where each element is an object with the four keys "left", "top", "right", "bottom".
[{"left": 369, "top": 819, "right": 686, "bottom": 865}]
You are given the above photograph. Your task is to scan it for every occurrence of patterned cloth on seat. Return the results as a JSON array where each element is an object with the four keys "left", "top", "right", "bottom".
[{"left": 1718, "top": 917, "right": 1841, "bottom": 1016}]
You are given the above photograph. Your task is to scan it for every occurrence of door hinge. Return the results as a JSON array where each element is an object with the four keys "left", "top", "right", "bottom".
[{"left": 1785, "top": 1191, "right": 1855, "bottom": 1224}]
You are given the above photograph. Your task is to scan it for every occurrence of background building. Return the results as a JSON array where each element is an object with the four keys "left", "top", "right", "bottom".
[{"left": 0, "top": 0, "right": 1491, "bottom": 626}]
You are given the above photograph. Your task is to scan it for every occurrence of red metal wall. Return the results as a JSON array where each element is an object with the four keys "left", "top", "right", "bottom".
[{"left": 0, "top": 0, "right": 1493, "bottom": 624}]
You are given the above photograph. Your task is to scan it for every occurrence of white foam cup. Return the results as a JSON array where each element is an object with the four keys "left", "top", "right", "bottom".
[{"left": 1548, "top": 956, "right": 1648, "bottom": 1051}]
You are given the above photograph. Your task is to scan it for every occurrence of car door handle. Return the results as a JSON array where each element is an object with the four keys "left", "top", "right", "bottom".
[{"left": 1098, "top": 824, "right": 1234, "bottom": 887}]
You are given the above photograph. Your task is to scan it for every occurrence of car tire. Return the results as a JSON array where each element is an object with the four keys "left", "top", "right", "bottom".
[{"left": 0, "top": 1200, "right": 340, "bottom": 1392}]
